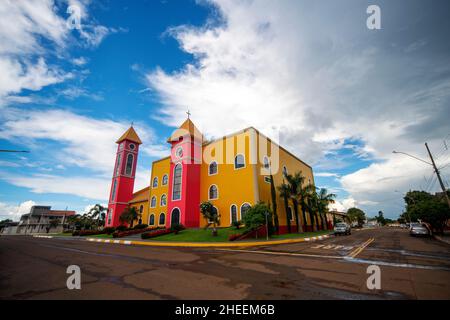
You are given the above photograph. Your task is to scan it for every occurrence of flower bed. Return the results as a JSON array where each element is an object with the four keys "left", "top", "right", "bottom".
[
  {"left": 73, "top": 230, "right": 104, "bottom": 236},
  {"left": 141, "top": 228, "right": 173, "bottom": 239},
  {"left": 113, "top": 226, "right": 161, "bottom": 238}
]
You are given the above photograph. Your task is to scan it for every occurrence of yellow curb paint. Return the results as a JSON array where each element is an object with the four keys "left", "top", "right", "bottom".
[{"left": 84, "top": 233, "right": 333, "bottom": 248}]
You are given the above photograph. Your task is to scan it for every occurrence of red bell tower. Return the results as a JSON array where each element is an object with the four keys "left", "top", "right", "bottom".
[
  {"left": 106, "top": 126, "right": 142, "bottom": 227},
  {"left": 166, "top": 117, "right": 203, "bottom": 228}
]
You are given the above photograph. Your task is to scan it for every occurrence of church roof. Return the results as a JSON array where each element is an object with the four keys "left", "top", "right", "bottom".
[
  {"left": 167, "top": 118, "right": 203, "bottom": 142},
  {"left": 116, "top": 126, "right": 142, "bottom": 144},
  {"left": 128, "top": 186, "right": 150, "bottom": 204}
]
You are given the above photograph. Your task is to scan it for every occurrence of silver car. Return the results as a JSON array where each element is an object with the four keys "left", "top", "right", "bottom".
[
  {"left": 410, "top": 223, "right": 430, "bottom": 237},
  {"left": 334, "top": 222, "right": 351, "bottom": 236}
]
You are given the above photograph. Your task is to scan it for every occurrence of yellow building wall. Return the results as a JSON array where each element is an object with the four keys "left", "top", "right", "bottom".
[
  {"left": 256, "top": 135, "right": 315, "bottom": 228},
  {"left": 148, "top": 157, "right": 170, "bottom": 227},
  {"left": 200, "top": 129, "right": 257, "bottom": 228}
]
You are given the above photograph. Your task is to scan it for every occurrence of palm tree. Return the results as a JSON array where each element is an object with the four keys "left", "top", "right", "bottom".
[
  {"left": 119, "top": 207, "right": 139, "bottom": 228},
  {"left": 87, "top": 204, "right": 107, "bottom": 229},
  {"left": 317, "top": 188, "right": 336, "bottom": 230},
  {"left": 200, "top": 201, "right": 220, "bottom": 236},
  {"left": 304, "top": 184, "right": 319, "bottom": 231},
  {"left": 269, "top": 173, "right": 279, "bottom": 233},
  {"left": 283, "top": 173, "right": 306, "bottom": 232},
  {"left": 278, "top": 181, "right": 292, "bottom": 233}
]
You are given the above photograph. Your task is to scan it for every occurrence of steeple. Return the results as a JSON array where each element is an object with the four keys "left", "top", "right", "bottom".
[
  {"left": 167, "top": 118, "right": 202, "bottom": 143},
  {"left": 116, "top": 126, "right": 142, "bottom": 144}
]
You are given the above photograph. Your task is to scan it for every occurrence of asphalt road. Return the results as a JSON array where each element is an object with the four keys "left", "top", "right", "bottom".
[{"left": 1, "top": 228, "right": 449, "bottom": 300}]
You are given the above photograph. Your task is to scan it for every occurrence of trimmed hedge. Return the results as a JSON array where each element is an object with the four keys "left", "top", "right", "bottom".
[
  {"left": 113, "top": 226, "right": 161, "bottom": 238},
  {"left": 73, "top": 230, "right": 104, "bottom": 236},
  {"left": 141, "top": 228, "right": 172, "bottom": 239}
]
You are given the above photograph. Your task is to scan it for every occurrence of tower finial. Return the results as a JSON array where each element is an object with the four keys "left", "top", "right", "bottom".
[
  {"left": 186, "top": 109, "right": 191, "bottom": 119},
  {"left": 131, "top": 121, "right": 134, "bottom": 127}
]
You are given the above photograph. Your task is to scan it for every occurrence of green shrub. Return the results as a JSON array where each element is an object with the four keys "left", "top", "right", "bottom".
[
  {"left": 170, "top": 223, "right": 185, "bottom": 234},
  {"left": 133, "top": 223, "right": 148, "bottom": 230},
  {"left": 116, "top": 225, "right": 127, "bottom": 232},
  {"left": 103, "top": 227, "right": 116, "bottom": 235},
  {"left": 232, "top": 220, "right": 242, "bottom": 229}
]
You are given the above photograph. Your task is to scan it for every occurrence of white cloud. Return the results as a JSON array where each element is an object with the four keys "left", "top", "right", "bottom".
[
  {"left": 0, "top": 108, "right": 166, "bottom": 200},
  {"left": 145, "top": 0, "right": 450, "bottom": 217},
  {"left": 0, "top": 0, "right": 112, "bottom": 106},
  {"left": 315, "top": 172, "right": 340, "bottom": 178},
  {"left": 0, "top": 200, "right": 36, "bottom": 221}
]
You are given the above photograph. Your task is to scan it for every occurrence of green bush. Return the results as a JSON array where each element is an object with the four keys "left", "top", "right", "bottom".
[
  {"left": 133, "top": 223, "right": 148, "bottom": 230},
  {"left": 242, "top": 202, "right": 274, "bottom": 235},
  {"left": 103, "top": 227, "right": 116, "bottom": 235},
  {"left": 170, "top": 223, "right": 185, "bottom": 234},
  {"left": 232, "top": 220, "right": 242, "bottom": 229},
  {"left": 116, "top": 225, "right": 127, "bottom": 232}
]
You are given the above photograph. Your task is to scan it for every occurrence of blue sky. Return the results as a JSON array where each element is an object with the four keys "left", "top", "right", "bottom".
[{"left": 0, "top": 0, "right": 449, "bottom": 220}]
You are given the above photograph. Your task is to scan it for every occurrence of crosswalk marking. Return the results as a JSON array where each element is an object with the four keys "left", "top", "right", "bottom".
[{"left": 310, "top": 244, "right": 355, "bottom": 251}]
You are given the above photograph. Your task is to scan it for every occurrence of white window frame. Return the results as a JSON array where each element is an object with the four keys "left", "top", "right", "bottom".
[
  {"left": 149, "top": 214, "right": 155, "bottom": 226},
  {"left": 125, "top": 153, "right": 134, "bottom": 176},
  {"left": 152, "top": 177, "right": 158, "bottom": 188},
  {"left": 150, "top": 196, "right": 157, "bottom": 208},
  {"left": 162, "top": 174, "right": 168, "bottom": 185},
  {"left": 172, "top": 163, "right": 182, "bottom": 201},
  {"left": 234, "top": 154, "right": 246, "bottom": 170},
  {"left": 230, "top": 204, "right": 238, "bottom": 225},
  {"left": 160, "top": 194, "right": 167, "bottom": 206},
  {"left": 158, "top": 213, "right": 166, "bottom": 226},
  {"left": 208, "top": 161, "right": 218, "bottom": 176},
  {"left": 240, "top": 202, "right": 251, "bottom": 220},
  {"left": 208, "top": 184, "right": 219, "bottom": 200}
]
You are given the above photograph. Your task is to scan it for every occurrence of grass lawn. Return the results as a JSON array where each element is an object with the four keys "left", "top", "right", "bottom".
[
  {"left": 150, "top": 227, "right": 332, "bottom": 242},
  {"left": 88, "top": 234, "right": 113, "bottom": 239},
  {"left": 152, "top": 227, "right": 240, "bottom": 242}
]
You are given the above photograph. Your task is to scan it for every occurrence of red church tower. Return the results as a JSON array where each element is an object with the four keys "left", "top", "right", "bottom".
[
  {"left": 106, "top": 126, "right": 142, "bottom": 227},
  {"left": 166, "top": 117, "right": 202, "bottom": 228}
]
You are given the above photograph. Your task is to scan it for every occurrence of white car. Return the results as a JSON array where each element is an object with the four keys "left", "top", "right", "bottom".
[{"left": 334, "top": 222, "right": 351, "bottom": 236}]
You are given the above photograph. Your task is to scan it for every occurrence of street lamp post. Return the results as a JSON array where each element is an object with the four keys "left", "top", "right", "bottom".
[{"left": 393, "top": 145, "right": 450, "bottom": 209}]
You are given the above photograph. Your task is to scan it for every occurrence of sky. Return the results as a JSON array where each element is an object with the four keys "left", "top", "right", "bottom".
[{"left": 0, "top": 0, "right": 449, "bottom": 221}]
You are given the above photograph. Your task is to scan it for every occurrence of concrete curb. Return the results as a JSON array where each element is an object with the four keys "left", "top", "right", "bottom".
[
  {"left": 85, "top": 233, "right": 332, "bottom": 248},
  {"left": 433, "top": 235, "right": 450, "bottom": 245},
  {"left": 33, "top": 235, "right": 54, "bottom": 239}
]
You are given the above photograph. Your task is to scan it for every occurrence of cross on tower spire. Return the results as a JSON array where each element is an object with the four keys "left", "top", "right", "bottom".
[{"left": 186, "top": 109, "right": 191, "bottom": 119}]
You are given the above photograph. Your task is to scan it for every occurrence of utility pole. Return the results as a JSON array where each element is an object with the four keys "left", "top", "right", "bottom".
[{"left": 425, "top": 142, "right": 450, "bottom": 208}]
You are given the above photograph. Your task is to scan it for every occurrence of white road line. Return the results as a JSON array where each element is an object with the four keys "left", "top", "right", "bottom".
[{"left": 124, "top": 241, "right": 131, "bottom": 245}]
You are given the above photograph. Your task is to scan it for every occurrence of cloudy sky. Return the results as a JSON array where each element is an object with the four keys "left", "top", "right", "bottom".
[{"left": 0, "top": 0, "right": 449, "bottom": 220}]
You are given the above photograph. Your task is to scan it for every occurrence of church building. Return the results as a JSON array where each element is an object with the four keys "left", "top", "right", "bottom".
[{"left": 106, "top": 117, "right": 316, "bottom": 233}]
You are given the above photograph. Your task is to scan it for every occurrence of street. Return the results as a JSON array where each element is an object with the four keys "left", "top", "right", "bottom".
[{"left": 1, "top": 228, "right": 449, "bottom": 300}]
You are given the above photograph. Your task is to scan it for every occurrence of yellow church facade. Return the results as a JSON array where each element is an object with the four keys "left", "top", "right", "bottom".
[{"left": 126, "top": 119, "right": 316, "bottom": 234}]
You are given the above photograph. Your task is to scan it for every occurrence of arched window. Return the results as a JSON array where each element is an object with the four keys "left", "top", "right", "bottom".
[
  {"left": 107, "top": 209, "right": 112, "bottom": 225},
  {"left": 159, "top": 213, "right": 165, "bottom": 225},
  {"left": 282, "top": 166, "right": 288, "bottom": 176},
  {"left": 263, "top": 156, "right": 270, "bottom": 170},
  {"left": 150, "top": 196, "right": 157, "bottom": 208},
  {"left": 241, "top": 203, "right": 251, "bottom": 220},
  {"left": 152, "top": 177, "right": 158, "bottom": 188},
  {"left": 160, "top": 194, "right": 167, "bottom": 206},
  {"left": 172, "top": 163, "right": 182, "bottom": 200},
  {"left": 115, "top": 154, "right": 121, "bottom": 176},
  {"left": 234, "top": 154, "right": 245, "bottom": 169},
  {"left": 125, "top": 153, "right": 134, "bottom": 175},
  {"left": 162, "top": 174, "right": 168, "bottom": 185},
  {"left": 209, "top": 185, "right": 218, "bottom": 200},
  {"left": 230, "top": 205, "right": 238, "bottom": 224},
  {"left": 209, "top": 161, "right": 218, "bottom": 175},
  {"left": 139, "top": 205, "right": 143, "bottom": 214},
  {"left": 111, "top": 179, "right": 117, "bottom": 201},
  {"left": 149, "top": 214, "right": 155, "bottom": 226}
]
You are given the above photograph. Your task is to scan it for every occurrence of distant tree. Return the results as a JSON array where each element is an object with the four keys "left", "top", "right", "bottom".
[
  {"left": 376, "top": 210, "right": 387, "bottom": 226},
  {"left": 317, "top": 188, "right": 336, "bottom": 230},
  {"left": 347, "top": 208, "right": 366, "bottom": 227},
  {"left": 278, "top": 181, "right": 292, "bottom": 233},
  {"left": 87, "top": 204, "right": 107, "bottom": 228},
  {"left": 46, "top": 218, "right": 60, "bottom": 233},
  {"left": 200, "top": 201, "right": 220, "bottom": 236},
  {"left": 406, "top": 193, "right": 450, "bottom": 234}
]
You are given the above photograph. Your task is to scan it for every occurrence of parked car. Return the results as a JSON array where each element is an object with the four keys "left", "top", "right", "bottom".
[
  {"left": 410, "top": 223, "right": 430, "bottom": 237},
  {"left": 334, "top": 222, "right": 351, "bottom": 236}
]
